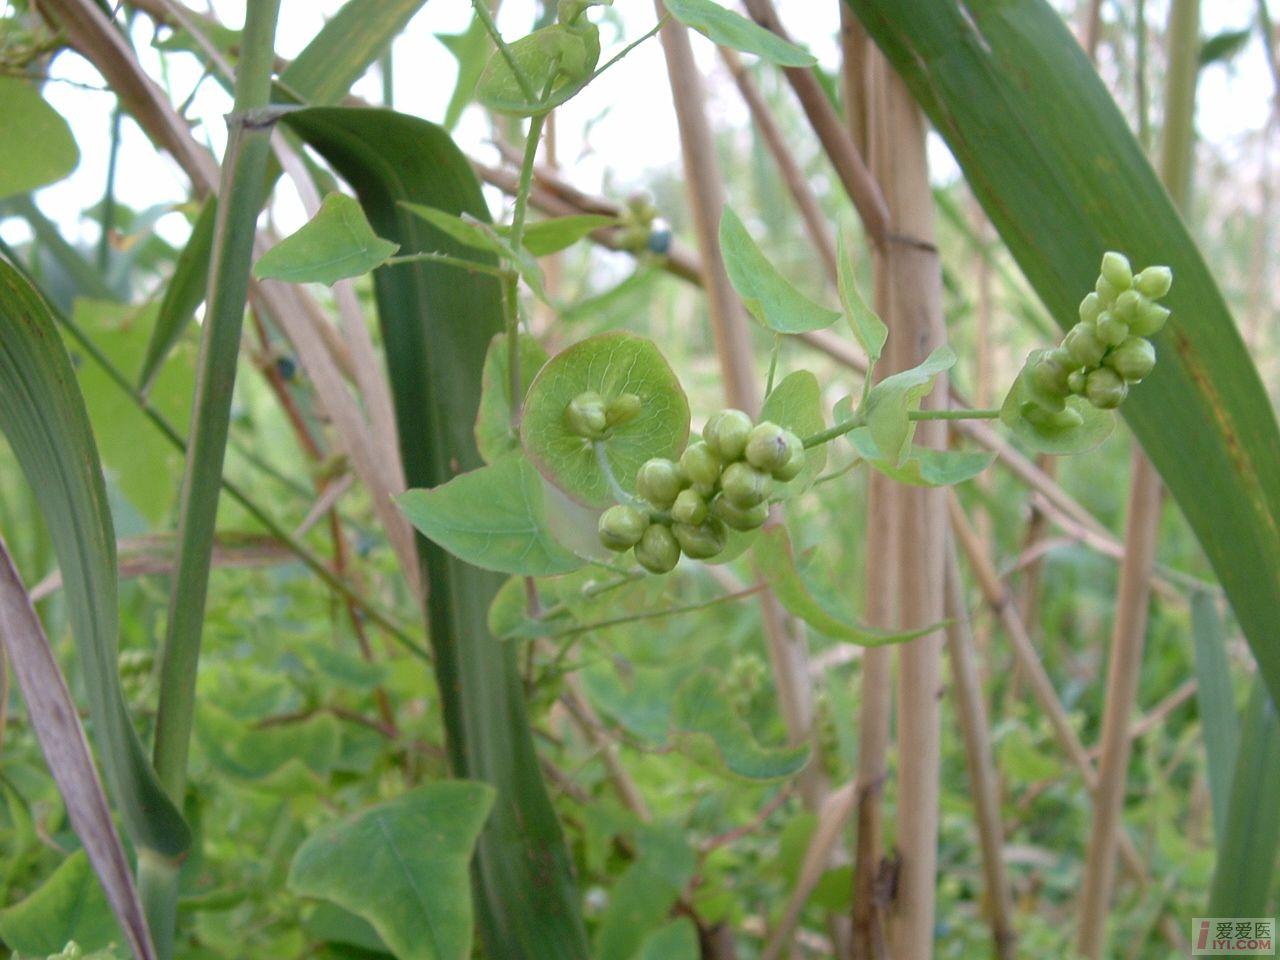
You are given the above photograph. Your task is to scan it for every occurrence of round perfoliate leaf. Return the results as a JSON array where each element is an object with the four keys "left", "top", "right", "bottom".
[
  {"left": 521, "top": 332, "right": 690, "bottom": 507},
  {"left": 1000, "top": 356, "right": 1115, "bottom": 455}
]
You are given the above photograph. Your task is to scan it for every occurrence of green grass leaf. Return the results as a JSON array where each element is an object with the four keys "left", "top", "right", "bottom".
[
  {"left": 139, "top": 199, "right": 215, "bottom": 394},
  {"left": 720, "top": 206, "right": 841, "bottom": 333},
  {"left": 0, "top": 259, "right": 188, "bottom": 857},
  {"left": 398, "top": 456, "right": 586, "bottom": 576},
  {"left": 254, "top": 192, "right": 398, "bottom": 285},
  {"left": 284, "top": 106, "right": 591, "bottom": 959},
  {"left": 288, "top": 783, "right": 496, "bottom": 960},
  {"left": 0, "top": 78, "right": 78, "bottom": 201},
  {"left": 1192, "top": 593, "right": 1240, "bottom": 841},
  {"left": 848, "top": 0, "right": 1280, "bottom": 710},
  {"left": 1208, "top": 680, "right": 1280, "bottom": 916},
  {"left": 521, "top": 331, "right": 690, "bottom": 507},
  {"left": 664, "top": 0, "right": 817, "bottom": 67}
]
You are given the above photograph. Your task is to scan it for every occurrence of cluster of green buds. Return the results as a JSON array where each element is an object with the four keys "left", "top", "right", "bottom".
[
  {"left": 564, "top": 389, "right": 643, "bottom": 440},
  {"left": 616, "top": 191, "right": 672, "bottom": 256},
  {"left": 1025, "top": 251, "right": 1171, "bottom": 426},
  {"left": 597, "top": 410, "right": 804, "bottom": 573}
]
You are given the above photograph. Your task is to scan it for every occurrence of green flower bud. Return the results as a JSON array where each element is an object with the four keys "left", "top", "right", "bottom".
[
  {"left": 1095, "top": 275, "right": 1119, "bottom": 305},
  {"left": 565, "top": 391, "right": 608, "bottom": 439},
  {"left": 1129, "top": 301, "right": 1170, "bottom": 337},
  {"left": 1112, "top": 289, "right": 1143, "bottom": 323},
  {"left": 720, "top": 461, "right": 770, "bottom": 508},
  {"left": 1085, "top": 366, "right": 1128, "bottom": 409},
  {"left": 1064, "top": 322, "right": 1106, "bottom": 368},
  {"left": 745, "top": 422, "right": 790, "bottom": 471},
  {"left": 636, "top": 458, "right": 685, "bottom": 509},
  {"left": 1096, "top": 312, "right": 1129, "bottom": 347},
  {"left": 1029, "top": 351, "right": 1071, "bottom": 403},
  {"left": 1067, "top": 369, "right": 1087, "bottom": 395},
  {"left": 1134, "top": 265, "right": 1173, "bottom": 300},
  {"left": 671, "top": 488, "right": 708, "bottom": 525},
  {"left": 703, "top": 408, "right": 754, "bottom": 461},
  {"left": 1079, "top": 291, "right": 1104, "bottom": 325},
  {"left": 680, "top": 442, "right": 722, "bottom": 488},
  {"left": 598, "top": 504, "right": 649, "bottom": 551},
  {"left": 672, "top": 517, "right": 727, "bottom": 559},
  {"left": 1100, "top": 251, "right": 1133, "bottom": 291},
  {"left": 634, "top": 523, "right": 680, "bottom": 573},
  {"left": 1105, "top": 336, "right": 1156, "bottom": 383},
  {"left": 1023, "top": 403, "right": 1085, "bottom": 430},
  {"left": 773, "top": 441, "right": 806, "bottom": 482},
  {"left": 605, "top": 393, "right": 642, "bottom": 428},
  {"left": 712, "top": 496, "right": 769, "bottom": 531}
]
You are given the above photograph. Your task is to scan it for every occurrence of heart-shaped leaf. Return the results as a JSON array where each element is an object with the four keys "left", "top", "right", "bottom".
[
  {"left": 521, "top": 332, "right": 690, "bottom": 507},
  {"left": 849, "top": 428, "right": 994, "bottom": 487},
  {"left": 671, "top": 671, "right": 810, "bottom": 779},
  {"left": 254, "top": 192, "right": 398, "bottom": 285},
  {"left": 505, "top": 214, "right": 616, "bottom": 256},
  {"left": 720, "top": 207, "right": 841, "bottom": 333},
  {"left": 664, "top": 0, "right": 816, "bottom": 67},
  {"left": 476, "top": 23, "right": 600, "bottom": 116},
  {"left": 400, "top": 201, "right": 547, "bottom": 299},
  {"left": 288, "top": 783, "right": 495, "bottom": 960},
  {"left": 837, "top": 231, "right": 886, "bottom": 369},
  {"left": 754, "top": 527, "right": 935, "bottom": 646},
  {"left": 0, "top": 78, "right": 79, "bottom": 201},
  {"left": 475, "top": 332, "right": 549, "bottom": 463},
  {"left": 999, "top": 354, "right": 1115, "bottom": 455},
  {"left": 398, "top": 455, "right": 586, "bottom": 576},
  {"left": 861, "top": 343, "right": 956, "bottom": 465}
]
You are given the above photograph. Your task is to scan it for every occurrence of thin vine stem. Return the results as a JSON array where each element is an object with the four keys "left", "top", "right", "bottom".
[
  {"left": 384, "top": 251, "right": 512, "bottom": 277},
  {"left": 471, "top": 0, "right": 537, "bottom": 103},
  {"left": 765, "top": 332, "right": 782, "bottom": 397},
  {"left": 801, "top": 407, "right": 1001, "bottom": 449},
  {"left": 548, "top": 583, "right": 768, "bottom": 639}
]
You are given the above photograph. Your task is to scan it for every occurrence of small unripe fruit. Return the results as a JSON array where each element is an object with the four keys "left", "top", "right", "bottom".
[
  {"left": 720, "top": 462, "right": 770, "bottom": 508},
  {"left": 598, "top": 505, "right": 648, "bottom": 551},
  {"left": 634, "top": 523, "right": 680, "bottom": 573},
  {"left": 1064, "top": 322, "right": 1106, "bottom": 368},
  {"left": 1134, "top": 265, "right": 1173, "bottom": 299},
  {"left": 671, "top": 488, "right": 708, "bottom": 525},
  {"left": 1085, "top": 367, "right": 1128, "bottom": 409},
  {"left": 605, "top": 393, "right": 642, "bottom": 428},
  {"left": 713, "top": 496, "right": 769, "bottom": 531},
  {"left": 636, "top": 458, "right": 684, "bottom": 509},
  {"left": 1024, "top": 403, "right": 1085, "bottom": 430},
  {"left": 1106, "top": 336, "right": 1156, "bottom": 383},
  {"left": 1112, "top": 289, "right": 1143, "bottom": 322},
  {"left": 1100, "top": 251, "right": 1133, "bottom": 291},
  {"left": 703, "top": 409, "right": 753, "bottom": 461},
  {"left": 1067, "top": 369, "right": 1087, "bottom": 395},
  {"left": 745, "top": 422, "right": 790, "bottom": 471},
  {"left": 566, "top": 391, "right": 608, "bottom": 439},
  {"left": 1129, "top": 301, "right": 1170, "bottom": 337},
  {"left": 1079, "top": 292, "right": 1103, "bottom": 325},
  {"left": 672, "top": 518, "right": 727, "bottom": 559},
  {"left": 680, "top": 442, "right": 722, "bottom": 488},
  {"left": 1095, "top": 275, "right": 1119, "bottom": 305},
  {"left": 647, "top": 219, "right": 673, "bottom": 255},
  {"left": 1096, "top": 313, "right": 1129, "bottom": 347}
]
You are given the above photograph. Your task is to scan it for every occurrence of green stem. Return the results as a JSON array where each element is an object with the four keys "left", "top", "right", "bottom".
[
  {"left": 548, "top": 584, "right": 766, "bottom": 639},
  {"left": 384, "top": 251, "right": 512, "bottom": 277},
  {"left": 587, "top": 16, "right": 668, "bottom": 83},
  {"left": 801, "top": 407, "right": 1000, "bottom": 449},
  {"left": 471, "top": 0, "right": 537, "bottom": 103},
  {"left": 765, "top": 332, "right": 781, "bottom": 397},
  {"left": 147, "top": 3, "right": 282, "bottom": 949},
  {"left": 503, "top": 109, "right": 548, "bottom": 423}
]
